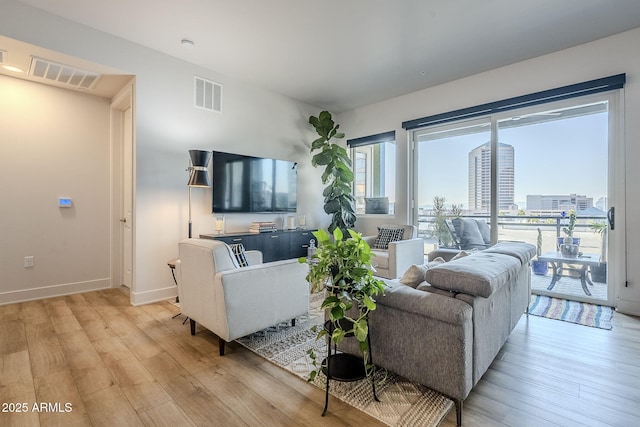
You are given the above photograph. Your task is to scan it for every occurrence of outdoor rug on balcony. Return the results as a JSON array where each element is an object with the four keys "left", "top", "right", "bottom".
[
  {"left": 235, "top": 292, "right": 454, "bottom": 427},
  {"left": 528, "top": 295, "right": 613, "bottom": 330}
]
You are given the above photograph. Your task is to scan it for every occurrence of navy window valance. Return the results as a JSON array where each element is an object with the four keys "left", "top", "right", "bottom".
[
  {"left": 347, "top": 130, "right": 395, "bottom": 148},
  {"left": 402, "top": 73, "right": 626, "bottom": 131}
]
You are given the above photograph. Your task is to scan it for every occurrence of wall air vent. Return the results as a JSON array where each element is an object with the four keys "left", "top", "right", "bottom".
[
  {"left": 0, "top": 50, "right": 6, "bottom": 64},
  {"left": 28, "top": 56, "right": 101, "bottom": 90},
  {"left": 194, "top": 76, "right": 222, "bottom": 113}
]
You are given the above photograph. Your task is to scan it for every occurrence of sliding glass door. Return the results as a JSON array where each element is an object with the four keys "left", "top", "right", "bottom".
[
  {"left": 413, "top": 119, "right": 492, "bottom": 251},
  {"left": 496, "top": 98, "right": 612, "bottom": 304},
  {"left": 411, "top": 92, "right": 623, "bottom": 306}
]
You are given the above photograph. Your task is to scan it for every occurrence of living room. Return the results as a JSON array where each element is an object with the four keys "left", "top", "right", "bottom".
[{"left": 1, "top": 1, "right": 640, "bottom": 426}]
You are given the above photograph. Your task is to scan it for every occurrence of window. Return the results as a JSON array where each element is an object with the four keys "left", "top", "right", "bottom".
[{"left": 347, "top": 131, "right": 396, "bottom": 215}]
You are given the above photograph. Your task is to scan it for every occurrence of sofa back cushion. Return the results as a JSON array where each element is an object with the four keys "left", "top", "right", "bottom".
[
  {"left": 474, "top": 219, "right": 491, "bottom": 245},
  {"left": 425, "top": 252, "right": 520, "bottom": 297},
  {"left": 483, "top": 242, "right": 536, "bottom": 265},
  {"left": 179, "top": 239, "right": 238, "bottom": 276}
]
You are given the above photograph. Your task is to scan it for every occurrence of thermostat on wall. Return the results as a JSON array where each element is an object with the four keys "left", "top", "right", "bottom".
[{"left": 59, "top": 198, "right": 72, "bottom": 208}]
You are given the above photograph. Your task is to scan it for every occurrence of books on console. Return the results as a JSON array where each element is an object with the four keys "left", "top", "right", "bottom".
[{"left": 249, "top": 221, "right": 277, "bottom": 233}]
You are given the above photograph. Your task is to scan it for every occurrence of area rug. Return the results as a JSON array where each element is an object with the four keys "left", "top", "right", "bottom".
[
  {"left": 236, "top": 292, "right": 453, "bottom": 426},
  {"left": 528, "top": 295, "right": 613, "bottom": 330}
]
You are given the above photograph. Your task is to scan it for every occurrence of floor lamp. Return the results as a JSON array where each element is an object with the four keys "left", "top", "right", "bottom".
[{"left": 187, "top": 149, "right": 212, "bottom": 238}]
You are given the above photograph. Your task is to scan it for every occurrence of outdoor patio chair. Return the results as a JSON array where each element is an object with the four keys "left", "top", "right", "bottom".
[{"left": 446, "top": 218, "right": 491, "bottom": 250}]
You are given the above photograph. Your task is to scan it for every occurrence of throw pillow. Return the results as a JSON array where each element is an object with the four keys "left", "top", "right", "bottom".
[
  {"left": 373, "top": 226, "right": 405, "bottom": 250},
  {"left": 399, "top": 257, "right": 446, "bottom": 288},
  {"left": 429, "top": 256, "right": 446, "bottom": 266},
  {"left": 474, "top": 219, "right": 491, "bottom": 245},
  {"left": 451, "top": 250, "right": 470, "bottom": 261},
  {"left": 229, "top": 243, "right": 249, "bottom": 267},
  {"left": 399, "top": 264, "right": 429, "bottom": 288}
]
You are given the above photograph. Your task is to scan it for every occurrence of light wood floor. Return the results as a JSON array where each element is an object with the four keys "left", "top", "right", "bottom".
[{"left": 1, "top": 287, "right": 639, "bottom": 427}]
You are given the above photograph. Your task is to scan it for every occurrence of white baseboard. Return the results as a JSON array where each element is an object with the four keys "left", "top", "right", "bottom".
[
  {"left": 616, "top": 298, "right": 640, "bottom": 316},
  {"left": 130, "top": 285, "right": 178, "bottom": 306},
  {"left": 0, "top": 278, "right": 111, "bottom": 306}
]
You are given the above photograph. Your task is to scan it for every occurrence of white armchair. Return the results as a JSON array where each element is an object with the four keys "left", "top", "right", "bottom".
[
  {"left": 176, "top": 238, "right": 309, "bottom": 355},
  {"left": 363, "top": 225, "right": 425, "bottom": 279}
]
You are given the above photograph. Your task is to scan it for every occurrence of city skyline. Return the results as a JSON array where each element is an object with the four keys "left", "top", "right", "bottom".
[{"left": 417, "top": 110, "right": 608, "bottom": 212}]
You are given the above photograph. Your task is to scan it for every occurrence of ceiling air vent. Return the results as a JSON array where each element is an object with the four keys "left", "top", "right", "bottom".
[
  {"left": 194, "top": 76, "right": 222, "bottom": 113},
  {"left": 28, "top": 56, "right": 101, "bottom": 90}
]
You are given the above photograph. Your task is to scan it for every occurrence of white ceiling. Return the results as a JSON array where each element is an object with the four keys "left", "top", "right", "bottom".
[{"left": 12, "top": 0, "right": 640, "bottom": 111}]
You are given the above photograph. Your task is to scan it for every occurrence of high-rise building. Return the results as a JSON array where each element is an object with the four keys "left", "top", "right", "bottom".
[{"left": 468, "top": 142, "right": 515, "bottom": 213}]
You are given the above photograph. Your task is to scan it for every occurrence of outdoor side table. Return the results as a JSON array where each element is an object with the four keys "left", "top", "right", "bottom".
[{"left": 537, "top": 252, "right": 601, "bottom": 296}]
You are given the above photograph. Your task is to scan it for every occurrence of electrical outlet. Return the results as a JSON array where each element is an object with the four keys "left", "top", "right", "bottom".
[{"left": 24, "top": 256, "right": 34, "bottom": 268}]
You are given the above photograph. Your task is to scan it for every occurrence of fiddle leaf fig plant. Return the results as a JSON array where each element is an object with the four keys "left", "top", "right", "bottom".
[
  {"left": 299, "top": 228, "right": 386, "bottom": 382},
  {"left": 308, "top": 111, "right": 356, "bottom": 235}
]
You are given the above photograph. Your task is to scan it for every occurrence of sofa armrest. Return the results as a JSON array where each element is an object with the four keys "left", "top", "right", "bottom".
[{"left": 339, "top": 281, "right": 474, "bottom": 401}]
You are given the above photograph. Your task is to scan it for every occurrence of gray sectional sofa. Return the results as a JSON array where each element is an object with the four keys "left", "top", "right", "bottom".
[{"left": 338, "top": 242, "right": 536, "bottom": 426}]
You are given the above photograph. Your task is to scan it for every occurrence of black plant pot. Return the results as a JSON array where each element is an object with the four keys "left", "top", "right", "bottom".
[{"left": 590, "top": 263, "right": 607, "bottom": 283}]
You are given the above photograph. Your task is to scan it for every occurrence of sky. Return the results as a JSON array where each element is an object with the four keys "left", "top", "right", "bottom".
[{"left": 416, "top": 109, "right": 608, "bottom": 210}]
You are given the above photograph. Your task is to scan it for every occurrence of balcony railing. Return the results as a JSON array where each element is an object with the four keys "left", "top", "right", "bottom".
[{"left": 417, "top": 214, "right": 607, "bottom": 256}]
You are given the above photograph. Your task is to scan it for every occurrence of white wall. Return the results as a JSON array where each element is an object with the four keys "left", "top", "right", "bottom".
[
  {"left": 337, "top": 28, "right": 640, "bottom": 315},
  {"left": 0, "top": 0, "right": 326, "bottom": 305},
  {"left": 0, "top": 75, "right": 111, "bottom": 303}
]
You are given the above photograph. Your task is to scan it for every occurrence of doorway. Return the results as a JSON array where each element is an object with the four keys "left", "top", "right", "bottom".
[{"left": 110, "top": 82, "right": 135, "bottom": 294}]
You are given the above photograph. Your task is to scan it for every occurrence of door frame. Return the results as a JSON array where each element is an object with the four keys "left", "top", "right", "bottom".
[
  {"left": 110, "top": 80, "right": 136, "bottom": 297},
  {"left": 608, "top": 89, "right": 626, "bottom": 309}
]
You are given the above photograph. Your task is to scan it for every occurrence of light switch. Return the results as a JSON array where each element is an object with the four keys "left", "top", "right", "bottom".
[{"left": 59, "top": 198, "right": 72, "bottom": 208}]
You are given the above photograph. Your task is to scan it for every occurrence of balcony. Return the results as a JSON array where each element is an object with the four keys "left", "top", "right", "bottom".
[{"left": 417, "top": 214, "right": 608, "bottom": 303}]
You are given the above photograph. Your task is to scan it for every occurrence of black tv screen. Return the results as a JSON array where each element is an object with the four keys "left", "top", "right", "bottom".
[{"left": 211, "top": 150, "right": 297, "bottom": 213}]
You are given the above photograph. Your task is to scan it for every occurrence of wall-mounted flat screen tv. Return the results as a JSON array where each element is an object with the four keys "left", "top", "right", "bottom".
[{"left": 211, "top": 150, "right": 297, "bottom": 213}]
